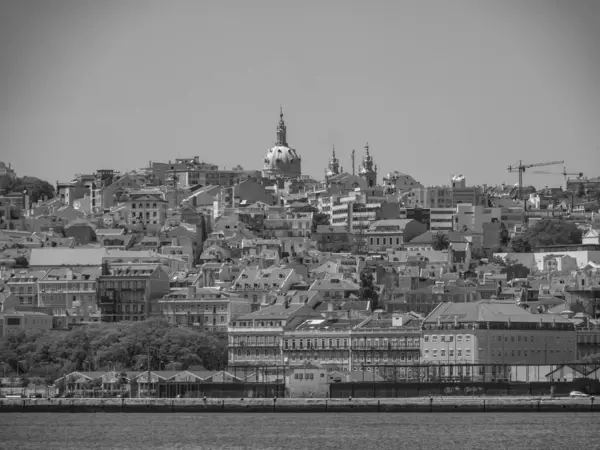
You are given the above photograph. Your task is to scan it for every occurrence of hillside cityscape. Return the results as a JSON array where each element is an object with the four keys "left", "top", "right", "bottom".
[{"left": 1, "top": 109, "right": 600, "bottom": 398}]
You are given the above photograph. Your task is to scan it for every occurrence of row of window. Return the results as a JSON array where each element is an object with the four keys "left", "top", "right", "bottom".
[
  {"left": 424, "top": 335, "right": 472, "bottom": 343},
  {"left": 425, "top": 349, "right": 472, "bottom": 358},
  {"left": 490, "top": 348, "right": 574, "bottom": 357},
  {"left": 116, "top": 304, "right": 145, "bottom": 313},
  {"left": 131, "top": 203, "right": 159, "bottom": 209},
  {"left": 369, "top": 237, "right": 402, "bottom": 246},
  {"left": 101, "top": 281, "right": 146, "bottom": 289}
]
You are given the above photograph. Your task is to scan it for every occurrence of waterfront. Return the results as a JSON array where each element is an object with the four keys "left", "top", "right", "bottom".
[{"left": 0, "top": 412, "right": 597, "bottom": 449}]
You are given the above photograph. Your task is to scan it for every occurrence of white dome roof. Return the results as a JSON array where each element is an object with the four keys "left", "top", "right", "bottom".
[{"left": 263, "top": 145, "right": 302, "bottom": 177}]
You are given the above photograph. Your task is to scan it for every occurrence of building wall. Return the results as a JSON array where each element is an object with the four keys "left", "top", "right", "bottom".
[{"left": 421, "top": 327, "right": 577, "bottom": 366}]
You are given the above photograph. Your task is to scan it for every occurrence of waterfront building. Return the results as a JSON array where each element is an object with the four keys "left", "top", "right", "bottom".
[{"left": 421, "top": 300, "right": 577, "bottom": 380}]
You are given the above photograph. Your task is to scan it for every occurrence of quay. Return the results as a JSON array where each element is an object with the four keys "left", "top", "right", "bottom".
[{"left": 0, "top": 396, "right": 597, "bottom": 413}]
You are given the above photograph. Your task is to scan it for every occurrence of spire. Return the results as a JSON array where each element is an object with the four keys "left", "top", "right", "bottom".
[
  {"left": 276, "top": 106, "right": 288, "bottom": 146},
  {"left": 365, "top": 142, "right": 370, "bottom": 156},
  {"left": 328, "top": 144, "right": 340, "bottom": 176}
]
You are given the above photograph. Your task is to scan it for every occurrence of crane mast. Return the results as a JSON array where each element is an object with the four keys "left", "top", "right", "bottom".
[{"left": 507, "top": 159, "right": 564, "bottom": 221}]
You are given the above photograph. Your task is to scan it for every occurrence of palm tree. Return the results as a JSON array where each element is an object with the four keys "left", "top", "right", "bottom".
[{"left": 432, "top": 232, "right": 450, "bottom": 251}]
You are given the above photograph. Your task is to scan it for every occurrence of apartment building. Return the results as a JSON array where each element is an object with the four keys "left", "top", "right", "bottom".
[
  {"left": 454, "top": 205, "right": 502, "bottom": 234},
  {"left": 5, "top": 269, "right": 48, "bottom": 307},
  {"left": 229, "top": 266, "right": 303, "bottom": 306},
  {"left": 262, "top": 211, "right": 313, "bottom": 238},
  {"left": 96, "top": 262, "right": 170, "bottom": 322},
  {"left": 158, "top": 285, "right": 250, "bottom": 331},
  {"left": 227, "top": 302, "right": 321, "bottom": 366},
  {"left": 282, "top": 318, "right": 359, "bottom": 371},
  {"left": 37, "top": 267, "right": 100, "bottom": 316},
  {"left": 421, "top": 301, "right": 577, "bottom": 380},
  {"left": 124, "top": 189, "right": 168, "bottom": 229}
]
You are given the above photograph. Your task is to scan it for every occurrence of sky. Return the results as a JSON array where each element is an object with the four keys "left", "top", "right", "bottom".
[{"left": 1, "top": 0, "right": 599, "bottom": 189}]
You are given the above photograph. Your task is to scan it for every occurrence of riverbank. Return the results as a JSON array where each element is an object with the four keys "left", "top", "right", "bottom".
[{"left": 0, "top": 396, "right": 597, "bottom": 413}]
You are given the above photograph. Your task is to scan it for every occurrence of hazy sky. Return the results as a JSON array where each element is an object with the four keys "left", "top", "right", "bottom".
[{"left": 1, "top": 0, "right": 599, "bottom": 188}]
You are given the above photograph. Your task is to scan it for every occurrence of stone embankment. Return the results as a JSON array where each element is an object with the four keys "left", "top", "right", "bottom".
[{"left": 0, "top": 396, "right": 597, "bottom": 413}]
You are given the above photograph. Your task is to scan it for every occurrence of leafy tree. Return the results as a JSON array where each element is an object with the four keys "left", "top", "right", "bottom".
[
  {"left": 432, "top": 232, "right": 450, "bottom": 251},
  {"left": 0, "top": 319, "right": 228, "bottom": 378},
  {"left": 311, "top": 213, "right": 330, "bottom": 233},
  {"left": 7, "top": 176, "right": 55, "bottom": 203},
  {"left": 522, "top": 219, "right": 582, "bottom": 248},
  {"left": 359, "top": 270, "right": 379, "bottom": 309},
  {"left": 501, "top": 263, "right": 531, "bottom": 281},
  {"left": 13, "top": 256, "right": 29, "bottom": 268},
  {"left": 499, "top": 223, "right": 510, "bottom": 246},
  {"left": 510, "top": 236, "right": 532, "bottom": 253}
]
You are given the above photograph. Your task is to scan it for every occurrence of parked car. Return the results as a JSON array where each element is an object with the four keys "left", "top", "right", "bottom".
[
  {"left": 28, "top": 394, "right": 43, "bottom": 399},
  {"left": 569, "top": 391, "right": 590, "bottom": 397}
]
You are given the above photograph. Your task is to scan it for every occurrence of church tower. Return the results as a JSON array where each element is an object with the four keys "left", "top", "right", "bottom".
[
  {"left": 358, "top": 142, "right": 377, "bottom": 187},
  {"left": 326, "top": 145, "right": 340, "bottom": 177}
]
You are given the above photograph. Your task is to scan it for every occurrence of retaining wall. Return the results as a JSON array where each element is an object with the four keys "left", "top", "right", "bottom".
[{"left": 0, "top": 396, "right": 597, "bottom": 413}]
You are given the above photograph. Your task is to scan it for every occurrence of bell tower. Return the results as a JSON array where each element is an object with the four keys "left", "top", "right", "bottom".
[
  {"left": 358, "top": 142, "right": 377, "bottom": 187},
  {"left": 327, "top": 145, "right": 340, "bottom": 176}
]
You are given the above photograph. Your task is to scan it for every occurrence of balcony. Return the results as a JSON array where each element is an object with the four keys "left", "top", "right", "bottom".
[
  {"left": 228, "top": 327, "right": 283, "bottom": 333},
  {"left": 352, "top": 344, "right": 420, "bottom": 351},
  {"left": 230, "top": 343, "right": 280, "bottom": 348}
]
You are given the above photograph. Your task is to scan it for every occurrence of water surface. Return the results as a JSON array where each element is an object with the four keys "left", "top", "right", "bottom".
[{"left": 0, "top": 412, "right": 596, "bottom": 449}]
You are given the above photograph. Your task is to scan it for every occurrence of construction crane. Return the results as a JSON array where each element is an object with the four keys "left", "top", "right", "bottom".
[
  {"left": 507, "top": 160, "right": 564, "bottom": 200},
  {"left": 530, "top": 166, "right": 583, "bottom": 188}
]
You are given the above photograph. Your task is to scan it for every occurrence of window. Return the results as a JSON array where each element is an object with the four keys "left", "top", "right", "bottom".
[
  {"left": 465, "top": 349, "right": 471, "bottom": 357},
  {"left": 424, "top": 336, "right": 429, "bottom": 343}
]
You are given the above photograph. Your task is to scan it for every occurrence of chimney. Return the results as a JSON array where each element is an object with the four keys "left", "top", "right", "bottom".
[
  {"left": 507, "top": 317, "right": 511, "bottom": 328},
  {"left": 187, "top": 285, "right": 196, "bottom": 299},
  {"left": 454, "top": 316, "right": 458, "bottom": 328},
  {"left": 327, "top": 302, "right": 334, "bottom": 312},
  {"left": 171, "top": 237, "right": 178, "bottom": 247}
]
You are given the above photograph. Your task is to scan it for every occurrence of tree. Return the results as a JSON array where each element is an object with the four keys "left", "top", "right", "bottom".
[
  {"left": 432, "top": 232, "right": 450, "bottom": 251},
  {"left": 0, "top": 319, "right": 228, "bottom": 377},
  {"left": 522, "top": 219, "right": 582, "bottom": 248},
  {"left": 501, "top": 263, "right": 531, "bottom": 281},
  {"left": 510, "top": 236, "right": 532, "bottom": 253},
  {"left": 13, "top": 256, "right": 29, "bottom": 268},
  {"left": 499, "top": 223, "right": 510, "bottom": 246},
  {"left": 359, "top": 270, "right": 379, "bottom": 309},
  {"left": 7, "top": 176, "right": 55, "bottom": 203},
  {"left": 311, "top": 213, "right": 330, "bottom": 233}
]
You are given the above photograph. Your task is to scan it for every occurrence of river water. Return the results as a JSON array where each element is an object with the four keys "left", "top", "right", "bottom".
[{"left": 0, "top": 412, "right": 596, "bottom": 449}]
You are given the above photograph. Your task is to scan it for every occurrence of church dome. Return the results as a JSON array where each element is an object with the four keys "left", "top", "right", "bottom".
[
  {"left": 261, "top": 108, "right": 302, "bottom": 178},
  {"left": 263, "top": 145, "right": 301, "bottom": 177}
]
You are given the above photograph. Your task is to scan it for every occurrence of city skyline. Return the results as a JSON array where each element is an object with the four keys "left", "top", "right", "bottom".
[{"left": 1, "top": 0, "right": 599, "bottom": 188}]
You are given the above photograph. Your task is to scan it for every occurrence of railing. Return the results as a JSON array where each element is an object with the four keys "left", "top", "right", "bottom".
[
  {"left": 228, "top": 327, "right": 284, "bottom": 333},
  {"left": 352, "top": 344, "right": 420, "bottom": 350}
]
